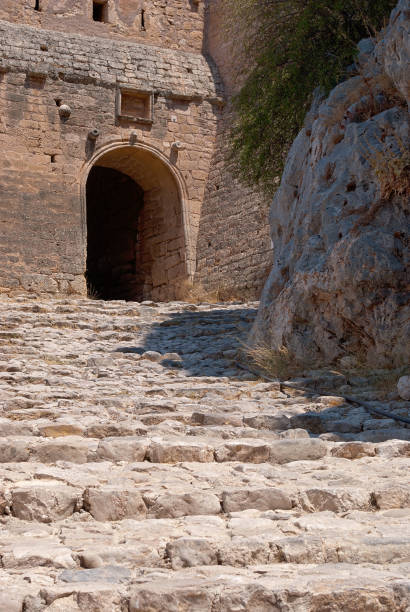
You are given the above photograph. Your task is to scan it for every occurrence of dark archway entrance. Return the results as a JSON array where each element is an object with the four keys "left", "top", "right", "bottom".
[
  {"left": 86, "top": 166, "right": 144, "bottom": 300},
  {"left": 85, "top": 145, "right": 191, "bottom": 302}
]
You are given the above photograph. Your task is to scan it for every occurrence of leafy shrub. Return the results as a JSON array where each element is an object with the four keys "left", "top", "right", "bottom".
[{"left": 227, "top": 0, "right": 397, "bottom": 194}]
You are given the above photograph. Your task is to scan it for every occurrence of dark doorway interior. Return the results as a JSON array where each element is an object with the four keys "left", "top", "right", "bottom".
[{"left": 86, "top": 166, "right": 144, "bottom": 300}]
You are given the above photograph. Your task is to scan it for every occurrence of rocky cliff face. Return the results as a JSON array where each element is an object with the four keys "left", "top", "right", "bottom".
[{"left": 251, "top": 0, "right": 409, "bottom": 368}]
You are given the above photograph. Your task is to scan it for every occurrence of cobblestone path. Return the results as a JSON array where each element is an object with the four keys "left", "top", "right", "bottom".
[{"left": 0, "top": 297, "right": 409, "bottom": 611}]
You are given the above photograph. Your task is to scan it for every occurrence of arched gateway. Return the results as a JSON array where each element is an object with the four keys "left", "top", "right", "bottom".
[{"left": 83, "top": 144, "right": 192, "bottom": 302}]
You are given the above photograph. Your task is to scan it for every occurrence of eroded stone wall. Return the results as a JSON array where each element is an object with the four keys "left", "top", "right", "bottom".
[
  {"left": 0, "top": 20, "right": 222, "bottom": 299},
  {"left": 0, "top": 0, "right": 205, "bottom": 53},
  {"left": 0, "top": 0, "right": 273, "bottom": 301},
  {"left": 194, "top": 0, "right": 273, "bottom": 299}
]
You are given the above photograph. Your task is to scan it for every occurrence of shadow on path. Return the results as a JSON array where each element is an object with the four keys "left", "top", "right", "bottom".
[
  {"left": 114, "top": 305, "right": 410, "bottom": 443},
  {"left": 115, "top": 306, "right": 258, "bottom": 378}
]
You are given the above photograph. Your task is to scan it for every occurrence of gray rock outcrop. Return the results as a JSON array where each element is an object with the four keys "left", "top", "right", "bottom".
[
  {"left": 251, "top": 0, "right": 409, "bottom": 367},
  {"left": 398, "top": 375, "right": 410, "bottom": 400}
]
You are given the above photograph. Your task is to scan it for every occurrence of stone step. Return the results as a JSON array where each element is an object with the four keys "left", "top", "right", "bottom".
[
  {"left": 1, "top": 434, "right": 409, "bottom": 465},
  {"left": 1, "top": 296, "right": 409, "bottom": 611},
  {"left": 1, "top": 563, "right": 409, "bottom": 611},
  {"left": 128, "top": 563, "right": 410, "bottom": 611},
  {"left": 3, "top": 477, "right": 409, "bottom": 522},
  {"left": 4, "top": 508, "right": 410, "bottom": 565},
  {"left": 0, "top": 435, "right": 329, "bottom": 465},
  {"left": 2, "top": 530, "right": 409, "bottom": 572}
]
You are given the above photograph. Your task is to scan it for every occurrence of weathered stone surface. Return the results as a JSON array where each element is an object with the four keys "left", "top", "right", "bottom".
[
  {"left": 0, "top": 486, "right": 8, "bottom": 514},
  {"left": 96, "top": 438, "right": 148, "bottom": 463},
  {"left": 129, "top": 583, "right": 214, "bottom": 612},
  {"left": 243, "top": 414, "right": 290, "bottom": 431},
  {"left": 372, "top": 485, "right": 410, "bottom": 509},
  {"left": 302, "top": 488, "right": 371, "bottom": 513},
  {"left": 269, "top": 438, "right": 327, "bottom": 464},
  {"left": 0, "top": 296, "right": 409, "bottom": 608},
  {"left": 80, "top": 553, "right": 104, "bottom": 569},
  {"left": 166, "top": 538, "right": 218, "bottom": 569},
  {"left": 31, "top": 438, "right": 95, "bottom": 464},
  {"left": 397, "top": 376, "right": 410, "bottom": 401},
  {"left": 11, "top": 485, "right": 82, "bottom": 522},
  {"left": 147, "top": 441, "right": 214, "bottom": 463},
  {"left": 331, "top": 442, "right": 376, "bottom": 459},
  {"left": 38, "top": 423, "right": 85, "bottom": 438},
  {"left": 46, "top": 596, "right": 81, "bottom": 611},
  {"left": 251, "top": 0, "right": 410, "bottom": 367},
  {"left": 42, "top": 586, "right": 125, "bottom": 612},
  {"left": 0, "top": 0, "right": 206, "bottom": 53},
  {"left": 147, "top": 492, "right": 221, "bottom": 519},
  {"left": 191, "top": 412, "right": 244, "bottom": 427},
  {"left": 0, "top": 438, "right": 30, "bottom": 462},
  {"left": 215, "top": 440, "right": 271, "bottom": 463},
  {"left": 222, "top": 488, "right": 292, "bottom": 513},
  {"left": 0, "top": 0, "right": 272, "bottom": 301},
  {"left": 2, "top": 542, "right": 76, "bottom": 569},
  {"left": 129, "top": 564, "right": 410, "bottom": 611},
  {"left": 60, "top": 566, "right": 131, "bottom": 584},
  {"left": 84, "top": 487, "right": 147, "bottom": 521},
  {"left": 0, "top": 595, "right": 26, "bottom": 612}
]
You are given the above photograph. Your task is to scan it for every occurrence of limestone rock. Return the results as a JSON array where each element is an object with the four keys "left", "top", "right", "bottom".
[
  {"left": 0, "top": 293, "right": 409, "bottom": 609},
  {"left": 166, "top": 538, "right": 218, "bottom": 569},
  {"left": 215, "top": 439, "right": 271, "bottom": 463},
  {"left": 397, "top": 376, "right": 410, "bottom": 400},
  {"left": 39, "top": 423, "right": 85, "bottom": 438},
  {"left": 2, "top": 542, "right": 76, "bottom": 569},
  {"left": 141, "top": 351, "right": 163, "bottom": 362},
  {"left": 331, "top": 442, "right": 376, "bottom": 459},
  {"left": 84, "top": 487, "right": 147, "bottom": 521},
  {"left": 96, "top": 437, "right": 148, "bottom": 462},
  {"left": 147, "top": 440, "right": 214, "bottom": 463},
  {"left": 222, "top": 488, "right": 292, "bottom": 513},
  {"left": 80, "top": 553, "right": 104, "bottom": 569},
  {"left": 60, "top": 566, "right": 131, "bottom": 584},
  {"left": 129, "top": 583, "right": 214, "bottom": 612},
  {"left": 46, "top": 596, "right": 81, "bottom": 611},
  {"left": 147, "top": 492, "right": 221, "bottom": 519},
  {"left": 372, "top": 485, "right": 410, "bottom": 509},
  {"left": 269, "top": 438, "right": 327, "bottom": 464},
  {"left": 251, "top": 0, "right": 410, "bottom": 367},
  {"left": 302, "top": 488, "right": 371, "bottom": 513},
  {"left": 0, "top": 438, "right": 30, "bottom": 462},
  {"left": 32, "top": 437, "right": 95, "bottom": 464},
  {"left": 243, "top": 413, "right": 290, "bottom": 431},
  {"left": 11, "top": 485, "right": 82, "bottom": 522}
]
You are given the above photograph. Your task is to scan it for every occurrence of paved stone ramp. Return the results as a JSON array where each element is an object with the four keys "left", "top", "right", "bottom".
[{"left": 0, "top": 296, "right": 409, "bottom": 611}]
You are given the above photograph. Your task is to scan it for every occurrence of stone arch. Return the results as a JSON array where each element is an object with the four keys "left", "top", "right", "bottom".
[{"left": 82, "top": 143, "right": 193, "bottom": 301}]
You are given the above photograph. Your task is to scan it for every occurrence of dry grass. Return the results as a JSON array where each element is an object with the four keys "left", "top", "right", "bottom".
[
  {"left": 349, "top": 130, "right": 410, "bottom": 233},
  {"left": 322, "top": 77, "right": 369, "bottom": 129},
  {"left": 244, "top": 327, "right": 409, "bottom": 394},
  {"left": 336, "top": 357, "right": 409, "bottom": 398},
  {"left": 242, "top": 342, "right": 306, "bottom": 380},
  {"left": 323, "top": 47, "right": 407, "bottom": 130},
  {"left": 176, "top": 279, "right": 250, "bottom": 304},
  {"left": 363, "top": 133, "right": 410, "bottom": 201},
  {"left": 323, "top": 161, "right": 336, "bottom": 184},
  {"left": 86, "top": 283, "right": 101, "bottom": 300}
]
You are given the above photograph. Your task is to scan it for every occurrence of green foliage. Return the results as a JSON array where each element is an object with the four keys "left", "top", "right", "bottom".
[{"left": 228, "top": 0, "right": 397, "bottom": 194}]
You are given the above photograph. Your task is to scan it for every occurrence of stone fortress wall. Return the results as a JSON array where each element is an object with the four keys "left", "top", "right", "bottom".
[
  {"left": 0, "top": 0, "right": 205, "bottom": 52},
  {"left": 195, "top": 0, "right": 273, "bottom": 298},
  {"left": 0, "top": 0, "right": 272, "bottom": 301}
]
